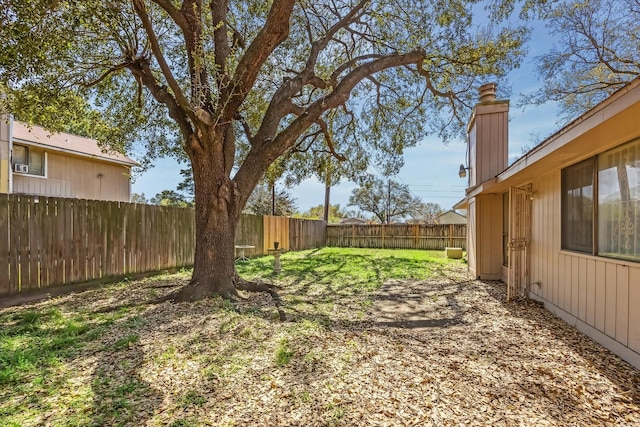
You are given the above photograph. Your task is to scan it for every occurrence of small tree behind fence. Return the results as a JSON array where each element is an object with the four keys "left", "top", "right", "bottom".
[
  {"left": 326, "top": 223, "right": 466, "bottom": 250},
  {"left": 0, "top": 195, "right": 325, "bottom": 297}
]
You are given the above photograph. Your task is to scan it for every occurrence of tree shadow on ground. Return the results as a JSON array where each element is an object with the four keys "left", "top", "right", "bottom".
[
  {"left": 239, "top": 249, "right": 460, "bottom": 324},
  {"left": 363, "top": 276, "right": 470, "bottom": 329},
  {"left": 0, "top": 290, "right": 171, "bottom": 425},
  {"left": 234, "top": 265, "right": 639, "bottom": 426},
  {"left": 90, "top": 328, "right": 163, "bottom": 426}
]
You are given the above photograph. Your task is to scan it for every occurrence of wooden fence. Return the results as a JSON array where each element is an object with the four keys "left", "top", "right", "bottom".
[
  {"left": 326, "top": 223, "right": 466, "bottom": 250},
  {"left": 235, "top": 215, "right": 326, "bottom": 255},
  {"left": 288, "top": 218, "right": 326, "bottom": 251},
  {"left": 0, "top": 195, "right": 325, "bottom": 297}
]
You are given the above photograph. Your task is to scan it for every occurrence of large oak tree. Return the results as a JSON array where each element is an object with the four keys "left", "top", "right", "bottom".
[{"left": 0, "top": 0, "right": 528, "bottom": 300}]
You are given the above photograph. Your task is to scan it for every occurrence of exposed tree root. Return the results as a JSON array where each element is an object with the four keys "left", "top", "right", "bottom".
[
  {"left": 235, "top": 277, "right": 286, "bottom": 321},
  {"left": 154, "top": 278, "right": 238, "bottom": 304},
  {"left": 156, "top": 275, "right": 286, "bottom": 321}
]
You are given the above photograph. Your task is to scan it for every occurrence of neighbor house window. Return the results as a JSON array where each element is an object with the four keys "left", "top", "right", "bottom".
[
  {"left": 598, "top": 141, "right": 640, "bottom": 261},
  {"left": 12, "top": 144, "right": 45, "bottom": 176},
  {"left": 561, "top": 138, "right": 640, "bottom": 262},
  {"left": 561, "top": 158, "right": 594, "bottom": 253}
]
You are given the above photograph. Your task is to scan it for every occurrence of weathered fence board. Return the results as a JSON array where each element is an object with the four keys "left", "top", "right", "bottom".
[
  {"left": 0, "top": 194, "right": 325, "bottom": 298},
  {"left": 0, "top": 196, "right": 9, "bottom": 295},
  {"left": 289, "top": 218, "right": 326, "bottom": 251},
  {"left": 235, "top": 214, "right": 264, "bottom": 256},
  {"left": 326, "top": 223, "right": 466, "bottom": 250}
]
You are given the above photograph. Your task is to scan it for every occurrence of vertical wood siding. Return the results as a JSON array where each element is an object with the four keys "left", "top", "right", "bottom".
[
  {"left": 289, "top": 218, "right": 326, "bottom": 251},
  {"left": 477, "top": 194, "right": 503, "bottom": 279},
  {"left": 476, "top": 111, "right": 508, "bottom": 184},
  {"left": 262, "top": 215, "right": 289, "bottom": 253},
  {"left": 468, "top": 200, "right": 477, "bottom": 275},
  {"left": 529, "top": 171, "right": 640, "bottom": 357}
]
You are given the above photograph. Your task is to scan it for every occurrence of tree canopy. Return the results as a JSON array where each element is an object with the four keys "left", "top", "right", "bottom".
[
  {"left": 413, "top": 202, "right": 446, "bottom": 222},
  {"left": 525, "top": 0, "right": 640, "bottom": 119},
  {"left": 150, "top": 190, "right": 194, "bottom": 207},
  {"left": 0, "top": 0, "right": 531, "bottom": 300},
  {"left": 296, "top": 203, "right": 355, "bottom": 223},
  {"left": 243, "top": 184, "right": 297, "bottom": 217},
  {"left": 349, "top": 178, "right": 427, "bottom": 223}
]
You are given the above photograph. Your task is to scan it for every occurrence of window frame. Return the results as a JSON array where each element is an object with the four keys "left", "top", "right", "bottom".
[
  {"left": 561, "top": 157, "right": 596, "bottom": 254},
  {"left": 11, "top": 143, "right": 47, "bottom": 177},
  {"left": 596, "top": 139, "right": 640, "bottom": 262},
  {"left": 561, "top": 137, "right": 640, "bottom": 263}
]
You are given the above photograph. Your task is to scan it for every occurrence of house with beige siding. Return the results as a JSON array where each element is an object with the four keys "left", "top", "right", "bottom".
[
  {"left": 434, "top": 210, "right": 467, "bottom": 225},
  {"left": 0, "top": 116, "right": 137, "bottom": 202},
  {"left": 456, "top": 78, "right": 640, "bottom": 369}
]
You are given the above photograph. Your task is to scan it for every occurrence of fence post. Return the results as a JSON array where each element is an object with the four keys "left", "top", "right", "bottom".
[{"left": 351, "top": 224, "right": 355, "bottom": 247}]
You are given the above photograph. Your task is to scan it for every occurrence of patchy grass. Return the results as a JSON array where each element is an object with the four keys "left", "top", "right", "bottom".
[
  {"left": 0, "top": 248, "right": 638, "bottom": 426},
  {"left": 237, "top": 247, "right": 457, "bottom": 325}
]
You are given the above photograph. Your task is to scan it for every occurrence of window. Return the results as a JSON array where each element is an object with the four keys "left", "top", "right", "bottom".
[
  {"left": 598, "top": 141, "right": 640, "bottom": 261},
  {"left": 561, "top": 138, "right": 640, "bottom": 262},
  {"left": 561, "top": 159, "right": 594, "bottom": 253},
  {"left": 12, "top": 144, "right": 45, "bottom": 176}
]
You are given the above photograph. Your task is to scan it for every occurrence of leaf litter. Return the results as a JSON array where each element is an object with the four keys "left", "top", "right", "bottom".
[{"left": 0, "top": 262, "right": 639, "bottom": 426}]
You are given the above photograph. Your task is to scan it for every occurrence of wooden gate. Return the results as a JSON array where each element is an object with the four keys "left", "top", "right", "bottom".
[{"left": 507, "top": 186, "right": 531, "bottom": 301}]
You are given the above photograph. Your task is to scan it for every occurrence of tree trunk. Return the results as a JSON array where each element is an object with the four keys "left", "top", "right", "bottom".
[
  {"left": 174, "top": 201, "right": 240, "bottom": 301},
  {"left": 323, "top": 183, "right": 330, "bottom": 222},
  {"left": 170, "top": 135, "right": 242, "bottom": 302}
]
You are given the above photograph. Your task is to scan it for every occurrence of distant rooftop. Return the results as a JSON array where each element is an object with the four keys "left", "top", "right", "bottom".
[{"left": 12, "top": 121, "right": 138, "bottom": 167}]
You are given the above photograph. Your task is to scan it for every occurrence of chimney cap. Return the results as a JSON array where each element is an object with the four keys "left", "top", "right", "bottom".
[{"left": 478, "top": 83, "right": 497, "bottom": 103}]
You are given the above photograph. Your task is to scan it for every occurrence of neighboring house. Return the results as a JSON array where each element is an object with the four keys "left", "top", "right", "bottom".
[
  {"left": 0, "top": 115, "right": 137, "bottom": 202},
  {"left": 434, "top": 210, "right": 467, "bottom": 225},
  {"left": 339, "top": 217, "right": 369, "bottom": 225},
  {"left": 455, "top": 79, "right": 640, "bottom": 369}
]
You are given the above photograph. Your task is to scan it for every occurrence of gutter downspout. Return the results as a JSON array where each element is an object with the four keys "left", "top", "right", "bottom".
[{"left": 8, "top": 114, "right": 13, "bottom": 194}]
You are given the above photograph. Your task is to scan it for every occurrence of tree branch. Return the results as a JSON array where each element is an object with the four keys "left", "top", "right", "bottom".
[
  {"left": 132, "top": 0, "right": 191, "bottom": 113},
  {"left": 180, "top": 0, "right": 214, "bottom": 120},
  {"left": 235, "top": 49, "right": 426, "bottom": 198},
  {"left": 234, "top": 113, "right": 255, "bottom": 145},
  {"left": 210, "top": 0, "right": 231, "bottom": 91},
  {"left": 221, "top": 0, "right": 295, "bottom": 122},
  {"left": 150, "top": 0, "right": 188, "bottom": 30},
  {"left": 316, "top": 118, "right": 346, "bottom": 161},
  {"left": 128, "top": 58, "right": 196, "bottom": 151},
  {"left": 249, "top": 1, "right": 370, "bottom": 149},
  {"left": 82, "top": 63, "right": 129, "bottom": 88}
]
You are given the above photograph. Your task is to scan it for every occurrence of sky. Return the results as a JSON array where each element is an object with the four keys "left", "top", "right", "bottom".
[{"left": 132, "top": 14, "right": 562, "bottom": 214}]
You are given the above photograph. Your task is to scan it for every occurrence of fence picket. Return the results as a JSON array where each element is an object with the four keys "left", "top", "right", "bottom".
[
  {"left": 0, "top": 195, "right": 9, "bottom": 295},
  {"left": 326, "top": 223, "right": 466, "bottom": 250},
  {"left": 0, "top": 196, "right": 327, "bottom": 298},
  {"left": 1, "top": 194, "right": 463, "bottom": 300}
]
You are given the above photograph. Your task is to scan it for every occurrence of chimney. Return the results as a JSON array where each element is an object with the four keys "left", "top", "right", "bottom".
[
  {"left": 466, "top": 83, "right": 509, "bottom": 187},
  {"left": 478, "top": 83, "right": 497, "bottom": 103}
]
